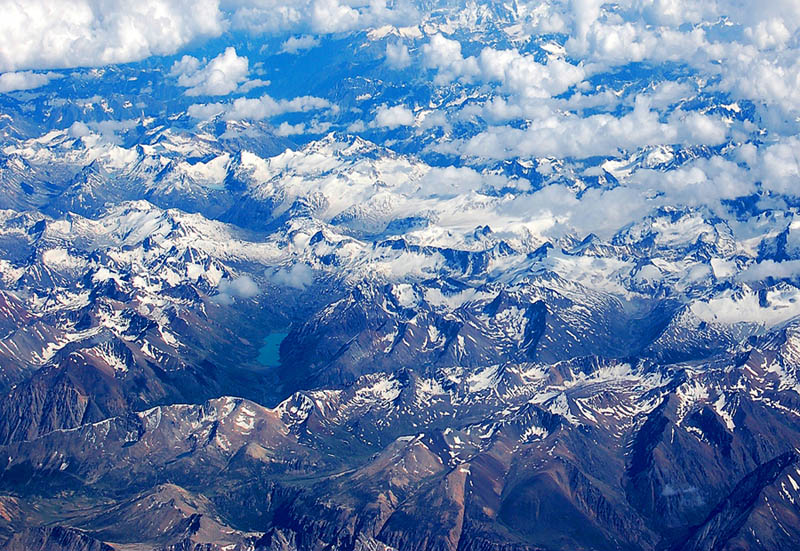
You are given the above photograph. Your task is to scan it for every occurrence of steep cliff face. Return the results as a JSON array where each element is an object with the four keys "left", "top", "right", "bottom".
[{"left": 672, "top": 453, "right": 800, "bottom": 551}]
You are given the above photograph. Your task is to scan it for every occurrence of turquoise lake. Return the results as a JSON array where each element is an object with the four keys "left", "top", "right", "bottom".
[{"left": 257, "top": 331, "right": 288, "bottom": 367}]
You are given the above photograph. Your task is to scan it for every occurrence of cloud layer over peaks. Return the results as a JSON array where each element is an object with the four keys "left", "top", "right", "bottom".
[
  {"left": 222, "top": 0, "right": 418, "bottom": 35},
  {"left": 187, "top": 93, "right": 331, "bottom": 121},
  {"left": 423, "top": 34, "right": 585, "bottom": 99},
  {"left": 0, "top": 0, "right": 418, "bottom": 72},
  {"left": 171, "top": 47, "right": 250, "bottom": 96},
  {"left": 0, "top": 0, "right": 224, "bottom": 71},
  {"left": 0, "top": 71, "right": 62, "bottom": 93}
]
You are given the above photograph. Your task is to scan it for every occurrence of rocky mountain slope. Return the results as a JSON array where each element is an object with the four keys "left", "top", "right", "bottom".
[
  {"left": 2, "top": 0, "right": 800, "bottom": 549},
  {"left": 0, "top": 131, "right": 799, "bottom": 550}
]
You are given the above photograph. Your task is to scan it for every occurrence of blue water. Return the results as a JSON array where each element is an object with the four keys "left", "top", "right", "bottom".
[{"left": 257, "top": 331, "right": 288, "bottom": 367}]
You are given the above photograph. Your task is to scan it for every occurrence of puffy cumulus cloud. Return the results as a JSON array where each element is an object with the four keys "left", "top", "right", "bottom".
[
  {"left": 730, "top": 0, "right": 800, "bottom": 36},
  {"left": 68, "top": 121, "right": 92, "bottom": 138},
  {"left": 478, "top": 48, "right": 585, "bottom": 99},
  {"left": 745, "top": 18, "right": 793, "bottom": 51},
  {"left": 188, "top": 93, "right": 332, "bottom": 121},
  {"left": 217, "top": 275, "right": 260, "bottom": 303},
  {"left": 385, "top": 41, "right": 411, "bottom": 69},
  {"left": 310, "top": 0, "right": 359, "bottom": 33},
  {"left": 0, "top": 71, "right": 62, "bottom": 93},
  {"left": 186, "top": 103, "right": 228, "bottom": 121},
  {"left": 373, "top": 104, "right": 415, "bottom": 129},
  {"left": 226, "top": 94, "right": 331, "bottom": 120},
  {"left": 0, "top": 0, "right": 421, "bottom": 71},
  {"left": 418, "top": 110, "right": 450, "bottom": 132},
  {"left": 581, "top": 23, "right": 708, "bottom": 66},
  {"left": 268, "top": 263, "right": 314, "bottom": 289},
  {"left": 717, "top": 48, "right": 800, "bottom": 122},
  {"left": 224, "top": 1, "right": 303, "bottom": 34},
  {"left": 632, "top": 0, "right": 718, "bottom": 26},
  {"left": 280, "top": 35, "right": 320, "bottom": 54},
  {"left": 171, "top": 47, "right": 250, "bottom": 96},
  {"left": 568, "top": 0, "right": 799, "bottom": 62},
  {"left": 490, "top": 158, "right": 752, "bottom": 242},
  {"left": 422, "top": 34, "right": 479, "bottom": 83},
  {"left": 464, "top": 137, "right": 799, "bottom": 242},
  {"left": 423, "top": 34, "right": 584, "bottom": 98},
  {"left": 567, "top": 0, "right": 604, "bottom": 53},
  {"left": 223, "top": 0, "right": 419, "bottom": 35},
  {"left": 0, "top": 0, "right": 224, "bottom": 71},
  {"left": 685, "top": 137, "right": 800, "bottom": 198},
  {"left": 275, "top": 121, "right": 307, "bottom": 136},
  {"left": 420, "top": 3, "right": 773, "bottom": 141},
  {"left": 272, "top": 119, "right": 331, "bottom": 135},
  {"left": 466, "top": 96, "right": 527, "bottom": 125},
  {"left": 239, "top": 78, "right": 271, "bottom": 93},
  {"left": 499, "top": 135, "right": 799, "bottom": 240},
  {"left": 754, "top": 138, "right": 800, "bottom": 196},
  {"left": 550, "top": 0, "right": 800, "bottom": 128},
  {"left": 457, "top": 96, "right": 729, "bottom": 160},
  {"left": 629, "top": 156, "right": 754, "bottom": 206},
  {"left": 564, "top": 1, "right": 712, "bottom": 66}
]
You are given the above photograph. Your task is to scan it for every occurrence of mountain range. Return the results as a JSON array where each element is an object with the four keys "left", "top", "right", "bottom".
[{"left": 1, "top": 1, "right": 800, "bottom": 550}]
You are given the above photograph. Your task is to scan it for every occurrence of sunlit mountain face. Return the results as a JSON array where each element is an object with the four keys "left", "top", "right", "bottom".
[{"left": 0, "top": 1, "right": 799, "bottom": 550}]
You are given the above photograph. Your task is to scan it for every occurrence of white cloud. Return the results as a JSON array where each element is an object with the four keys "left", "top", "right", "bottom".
[
  {"left": 644, "top": 81, "right": 696, "bottom": 110},
  {"left": 0, "top": 0, "right": 422, "bottom": 72},
  {"left": 238, "top": 78, "right": 270, "bottom": 93},
  {"left": 171, "top": 47, "right": 250, "bottom": 96},
  {"left": 188, "top": 93, "right": 332, "bottom": 121},
  {"left": 633, "top": 0, "right": 718, "bottom": 27},
  {"left": 629, "top": 156, "right": 754, "bottom": 206},
  {"left": 280, "top": 35, "right": 320, "bottom": 54},
  {"left": 422, "top": 34, "right": 584, "bottom": 98},
  {"left": 746, "top": 18, "right": 792, "bottom": 50},
  {"left": 346, "top": 120, "right": 367, "bottom": 133},
  {"left": 477, "top": 47, "right": 585, "bottom": 99},
  {"left": 227, "top": 94, "right": 331, "bottom": 120},
  {"left": 717, "top": 47, "right": 800, "bottom": 123},
  {"left": 217, "top": 275, "right": 260, "bottom": 302},
  {"left": 223, "top": 0, "right": 418, "bottom": 35},
  {"left": 310, "top": 0, "right": 359, "bottom": 33},
  {"left": 275, "top": 121, "right": 307, "bottom": 136},
  {"left": 85, "top": 119, "right": 140, "bottom": 144},
  {"left": 186, "top": 102, "right": 228, "bottom": 120},
  {"left": 0, "top": 0, "right": 224, "bottom": 71},
  {"left": 373, "top": 104, "right": 415, "bottom": 129},
  {"left": 225, "top": 1, "right": 303, "bottom": 34},
  {"left": 419, "top": 110, "right": 449, "bottom": 131},
  {"left": 552, "top": 0, "right": 800, "bottom": 128},
  {"left": 422, "top": 34, "right": 479, "bottom": 84},
  {"left": 738, "top": 260, "right": 800, "bottom": 282},
  {"left": 456, "top": 96, "right": 729, "bottom": 160},
  {"left": 417, "top": 166, "right": 517, "bottom": 198},
  {"left": 0, "top": 71, "right": 61, "bottom": 93},
  {"left": 566, "top": 0, "right": 603, "bottom": 55},
  {"left": 754, "top": 137, "right": 800, "bottom": 196},
  {"left": 4, "top": 0, "right": 797, "bottom": 136},
  {"left": 68, "top": 121, "right": 92, "bottom": 138},
  {"left": 385, "top": 41, "right": 411, "bottom": 69},
  {"left": 268, "top": 264, "right": 314, "bottom": 289}
]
